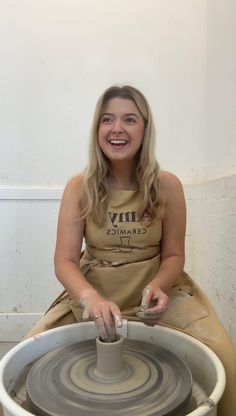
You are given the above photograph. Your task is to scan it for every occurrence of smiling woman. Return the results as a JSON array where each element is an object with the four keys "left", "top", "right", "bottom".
[
  {"left": 24, "top": 85, "right": 236, "bottom": 416},
  {"left": 81, "top": 85, "right": 161, "bottom": 226}
]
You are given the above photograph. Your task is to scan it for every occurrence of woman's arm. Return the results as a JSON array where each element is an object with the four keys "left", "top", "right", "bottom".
[
  {"left": 54, "top": 175, "right": 91, "bottom": 298},
  {"left": 139, "top": 171, "right": 186, "bottom": 316},
  {"left": 54, "top": 175, "right": 122, "bottom": 340}
]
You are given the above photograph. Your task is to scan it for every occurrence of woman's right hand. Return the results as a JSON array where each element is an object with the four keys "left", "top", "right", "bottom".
[{"left": 78, "top": 289, "right": 123, "bottom": 342}]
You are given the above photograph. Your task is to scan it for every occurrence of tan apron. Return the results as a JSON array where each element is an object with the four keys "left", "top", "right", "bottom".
[{"left": 25, "top": 189, "right": 236, "bottom": 416}]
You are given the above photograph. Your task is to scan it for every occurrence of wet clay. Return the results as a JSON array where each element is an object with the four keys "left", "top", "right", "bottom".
[{"left": 26, "top": 336, "right": 192, "bottom": 416}]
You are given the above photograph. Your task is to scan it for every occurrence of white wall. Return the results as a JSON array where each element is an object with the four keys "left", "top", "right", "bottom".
[
  {"left": 0, "top": 191, "right": 62, "bottom": 341},
  {"left": 188, "top": 0, "right": 236, "bottom": 341},
  {"left": 0, "top": 0, "right": 236, "bottom": 343},
  {"left": 0, "top": 0, "right": 206, "bottom": 185},
  {"left": 203, "top": 0, "right": 236, "bottom": 181}
]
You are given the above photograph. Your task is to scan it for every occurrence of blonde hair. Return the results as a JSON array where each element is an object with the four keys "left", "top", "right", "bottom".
[{"left": 80, "top": 85, "right": 164, "bottom": 225}]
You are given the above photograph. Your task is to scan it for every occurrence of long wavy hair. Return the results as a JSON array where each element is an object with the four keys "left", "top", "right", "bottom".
[{"left": 80, "top": 85, "right": 164, "bottom": 225}]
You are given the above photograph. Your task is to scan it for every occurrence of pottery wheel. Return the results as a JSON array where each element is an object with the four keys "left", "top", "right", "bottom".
[{"left": 26, "top": 338, "right": 192, "bottom": 416}]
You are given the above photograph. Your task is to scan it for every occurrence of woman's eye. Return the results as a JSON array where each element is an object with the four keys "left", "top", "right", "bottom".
[
  {"left": 101, "top": 117, "right": 112, "bottom": 124},
  {"left": 125, "top": 117, "right": 136, "bottom": 124}
]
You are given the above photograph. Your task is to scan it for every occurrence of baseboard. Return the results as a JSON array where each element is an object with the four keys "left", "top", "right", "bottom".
[{"left": 0, "top": 313, "right": 43, "bottom": 341}]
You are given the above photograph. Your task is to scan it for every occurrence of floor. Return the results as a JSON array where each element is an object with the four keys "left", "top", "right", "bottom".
[{"left": 0, "top": 342, "right": 18, "bottom": 360}]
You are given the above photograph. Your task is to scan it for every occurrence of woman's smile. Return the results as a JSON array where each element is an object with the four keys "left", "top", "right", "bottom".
[{"left": 109, "top": 139, "right": 128, "bottom": 146}]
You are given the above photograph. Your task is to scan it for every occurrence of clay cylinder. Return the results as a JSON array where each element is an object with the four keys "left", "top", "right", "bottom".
[{"left": 95, "top": 335, "right": 124, "bottom": 379}]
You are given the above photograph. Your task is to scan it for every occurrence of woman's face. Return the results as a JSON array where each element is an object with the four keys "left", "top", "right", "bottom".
[{"left": 98, "top": 98, "right": 145, "bottom": 164}]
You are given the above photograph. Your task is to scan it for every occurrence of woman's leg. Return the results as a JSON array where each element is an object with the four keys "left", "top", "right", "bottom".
[
  {"left": 158, "top": 273, "right": 236, "bottom": 416},
  {"left": 182, "top": 302, "right": 236, "bottom": 416}
]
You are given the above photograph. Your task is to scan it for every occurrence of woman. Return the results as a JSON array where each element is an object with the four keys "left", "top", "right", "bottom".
[{"left": 27, "top": 85, "right": 236, "bottom": 415}]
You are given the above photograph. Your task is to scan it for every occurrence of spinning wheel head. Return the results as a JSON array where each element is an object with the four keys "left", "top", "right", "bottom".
[{"left": 26, "top": 337, "right": 192, "bottom": 416}]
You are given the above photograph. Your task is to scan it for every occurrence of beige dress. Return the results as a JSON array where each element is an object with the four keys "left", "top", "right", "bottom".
[{"left": 26, "top": 189, "right": 236, "bottom": 416}]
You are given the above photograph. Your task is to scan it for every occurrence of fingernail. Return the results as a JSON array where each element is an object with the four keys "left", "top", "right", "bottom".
[
  {"left": 115, "top": 315, "right": 123, "bottom": 327},
  {"left": 82, "top": 310, "right": 89, "bottom": 320}
]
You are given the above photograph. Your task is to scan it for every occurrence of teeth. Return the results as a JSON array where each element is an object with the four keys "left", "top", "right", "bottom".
[{"left": 109, "top": 139, "right": 127, "bottom": 145}]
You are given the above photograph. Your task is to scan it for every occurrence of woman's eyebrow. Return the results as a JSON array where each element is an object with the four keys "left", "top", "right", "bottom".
[
  {"left": 124, "top": 113, "right": 139, "bottom": 118},
  {"left": 101, "top": 112, "right": 139, "bottom": 118}
]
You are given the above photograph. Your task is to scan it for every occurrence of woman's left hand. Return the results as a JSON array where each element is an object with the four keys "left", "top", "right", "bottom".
[{"left": 136, "top": 284, "right": 169, "bottom": 324}]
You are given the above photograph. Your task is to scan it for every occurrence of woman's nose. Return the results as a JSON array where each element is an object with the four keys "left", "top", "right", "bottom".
[{"left": 112, "top": 119, "right": 123, "bottom": 134}]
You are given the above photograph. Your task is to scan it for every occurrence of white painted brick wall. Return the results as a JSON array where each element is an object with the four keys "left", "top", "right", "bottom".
[
  {"left": 0, "top": 191, "right": 63, "bottom": 341},
  {"left": 184, "top": 175, "right": 236, "bottom": 343}
]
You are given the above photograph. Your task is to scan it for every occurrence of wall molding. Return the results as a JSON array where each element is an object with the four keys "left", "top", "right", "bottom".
[
  {"left": 0, "top": 187, "right": 63, "bottom": 200},
  {"left": 0, "top": 184, "right": 194, "bottom": 201},
  {"left": 1, "top": 175, "right": 235, "bottom": 200}
]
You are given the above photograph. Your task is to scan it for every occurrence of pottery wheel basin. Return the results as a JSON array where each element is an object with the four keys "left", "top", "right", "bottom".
[{"left": 26, "top": 336, "right": 192, "bottom": 416}]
